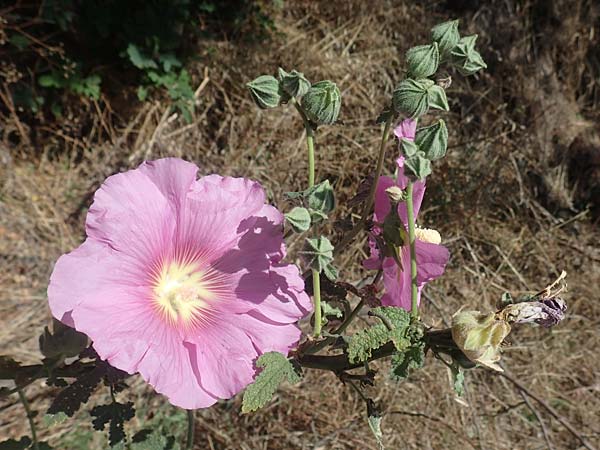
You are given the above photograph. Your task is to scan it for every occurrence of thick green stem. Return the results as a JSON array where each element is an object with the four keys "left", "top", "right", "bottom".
[
  {"left": 186, "top": 409, "right": 195, "bottom": 450},
  {"left": 406, "top": 181, "right": 419, "bottom": 317},
  {"left": 306, "top": 127, "right": 315, "bottom": 187},
  {"left": 18, "top": 388, "right": 39, "bottom": 450},
  {"left": 334, "top": 115, "right": 393, "bottom": 255}
]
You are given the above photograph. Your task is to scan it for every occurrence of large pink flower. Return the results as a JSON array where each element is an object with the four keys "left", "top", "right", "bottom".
[
  {"left": 48, "top": 158, "right": 311, "bottom": 409},
  {"left": 364, "top": 119, "right": 449, "bottom": 310}
]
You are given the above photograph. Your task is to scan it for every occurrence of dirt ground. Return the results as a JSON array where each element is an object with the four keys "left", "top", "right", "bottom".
[{"left": 1, "top": 0, "right": 599, "bottom": 449}]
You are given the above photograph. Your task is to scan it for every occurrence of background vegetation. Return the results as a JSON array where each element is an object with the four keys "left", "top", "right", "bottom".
[{"left": 1, "top": 0, "right": 599, "bottom": 448}]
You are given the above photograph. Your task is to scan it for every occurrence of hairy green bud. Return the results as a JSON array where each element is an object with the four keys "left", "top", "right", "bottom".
[
  {"left": 415, "top": 119, "right": 448, "bottom": 160},
  {"left": 393, "top": 78, "right": 449, "bottom": 118},
  {"left": 278, "top": 68, "right": 311, "bottom": 98},
  {"left": 392, "top": 78, "right": 434, "bottom": 118},
  {"left": 431, "top": 20, "right": 460, "bottom": 60},
  {"left": 301, "top": 80, "right": 342, "bottom": 125},
  {"left": 247, "top": 75, "right": 281, "bottom": 109},
  {"left": 406, "top": 43, "right": 440, "bottom": 79}
]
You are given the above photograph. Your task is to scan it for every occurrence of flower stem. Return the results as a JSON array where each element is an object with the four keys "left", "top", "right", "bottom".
[
  {"left": 18, "top": 388, "right": 39, "bottom": 450},
  {"left": 292, "top": 99, "right": 322, "bottom": 337},
  {"left": 186, "top": 409, "right": 195, "bottom": 450},
  {"left": 406, "top": 181, "right": 419, "bottom": 317},
  {"left": 334, "top": 115, "right": 393, "bottom": 255}
]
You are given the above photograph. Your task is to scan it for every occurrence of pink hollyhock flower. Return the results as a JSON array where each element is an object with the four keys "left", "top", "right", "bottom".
[
  {"left": 364, "top": 119, "right": 449, "bottom": 310},
  {"left": 48, "top": 158, "right": 311, "bottom": 409}
]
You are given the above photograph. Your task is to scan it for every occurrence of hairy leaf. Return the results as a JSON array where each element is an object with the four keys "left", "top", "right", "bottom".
[
  {"left": 242, "top": 352, "right": 301, "bottom": 413},
  {"left": 284, "top": 207, "right": 311, "bottom": 232},
  {"left": 390, "top": 340, "right": 425, "bottom": 380}
]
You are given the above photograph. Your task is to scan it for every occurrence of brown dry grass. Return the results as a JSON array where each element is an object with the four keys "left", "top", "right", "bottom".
[{"left": 1, "top": 0, "right": 599, "bottom": 449}]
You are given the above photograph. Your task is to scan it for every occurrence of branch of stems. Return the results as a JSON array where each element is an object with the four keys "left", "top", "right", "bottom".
[
  {"left": 18, "top": 389, "right": 39, "bottom": 450},
  {"left": 334, "top": 115, "right": 393, "bottom": 256}
]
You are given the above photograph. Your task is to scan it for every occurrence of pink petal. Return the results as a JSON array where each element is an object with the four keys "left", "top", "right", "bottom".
[
  {"left": 393, "top": 119, "right": 417, "bottom": 142},
  {"left": 415, "top": 240, "right": 450, "bottom": 284}
]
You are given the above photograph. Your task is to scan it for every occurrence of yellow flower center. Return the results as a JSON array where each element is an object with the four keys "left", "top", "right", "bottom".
[
  {"left": 414, "top": 227, "right": 441, "bottom": 245},
  {"left": 153, "top": 262, "right": 215, "bottom": 325}
]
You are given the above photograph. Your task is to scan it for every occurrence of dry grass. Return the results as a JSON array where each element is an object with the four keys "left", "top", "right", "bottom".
[{"left": 1, "top": 0, "right": 599, "bottom": 448}]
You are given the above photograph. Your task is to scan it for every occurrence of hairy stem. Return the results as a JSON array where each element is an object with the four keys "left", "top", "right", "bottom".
[
  {"left": 18, "top": 388, "right": 39, "bottom": 450},
  {"left": 406, "top": 181, "right": 419, "bottom": 317},
  {"left": 186, "top": 409, "right": 195, "bottom": 450},
  {"left": 334, "top": 115, "right": 393, "bottom": 255},
  {"left": 292, "top": 99, "right": 322, "bottom": 337}
]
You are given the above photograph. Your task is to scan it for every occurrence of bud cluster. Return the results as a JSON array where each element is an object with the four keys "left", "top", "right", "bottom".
[
  {"left": 391, "top": 20, "right": 486, "bottom": 179},
  {"left": 246, "top": 68, "right": 341, "bottom": 126}
]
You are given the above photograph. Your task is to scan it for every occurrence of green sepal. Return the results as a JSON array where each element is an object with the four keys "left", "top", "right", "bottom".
[
  {"left": 301, "top": 80, "right": 342, "bottom": 125},
  {"left": 427, "top": 85, "right": 449, "bottom": 111},
  {"left": 278, "top": 68, "right": 311, "bottom": 98},
  {"left": 431, "top": 19, "right": 460, "bottom": 60},
  {"left": 400, "top": 138, "right": 419, "bottom": 157},
  {"left": 450, "top": 35, "right": 487, "bottom": 76},
  {"left": 415, "top": 119, "right": 448, "bottom": 160},
  {"left": 300, "top": 236, "right": 335, "bottom": 274},
  {"left": 406, "top": 43, "right": 440, "bottom": 79},
  {"left": 284, "top": 206, "right": 312, "bottom": 233},
  {"left": 404, "top": 152, "right": 432, "bottom": 180},
  {"left": 247, "top": 75, "right": 281, "bottom": 109}
]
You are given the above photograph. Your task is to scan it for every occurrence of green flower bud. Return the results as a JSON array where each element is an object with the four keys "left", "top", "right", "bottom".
[
  {"left": 392, "top": 78, "right": 434, "bottom": 118},
  {"left": 247, "top": 75, "right": 281, "bottom": 109},
  {"left": 301, "top": 80, "right": 342, "bottom": 125},
  {"left": 278, "top": 68, "right": 311, "bottom": 98},
  {"left": 400, "top": 138, "right": 419, "bottom": 157},
  {"left": 415, "top": 119, "right": 448, "bottom": 160},
  {"left": 284, "top": 206, "right": 311, "bottom": 232},
  {"left": 451, "top": 35, "right": 487, "bottom": 76},
  {"left": 451, "top": 311, "right": 511, "bottom": 372},
  {"left": 406, "top": 43, "right": 440, "bottom": 79},
  {"left": 300, "top": 236, "right": 336, "bottom": 280},
  {"left": 404, "top": 152, "right": 432, "bottom": 180},
  {"left": 431, "top": 20, "right": 460, "bottom": 60}
]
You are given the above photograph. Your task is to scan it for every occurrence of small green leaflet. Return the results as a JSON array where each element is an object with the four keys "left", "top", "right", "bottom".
[
  {"left": 452, "top": 364, "right": 465, "bottom": 397},
  {"left": 390, "top": 340, "right": 425, "bottom": 380},
  {"left": 242, "top": 352, "right": 301, "bottom": 413}
]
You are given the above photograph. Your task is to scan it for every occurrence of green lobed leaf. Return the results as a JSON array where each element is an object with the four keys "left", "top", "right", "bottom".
[
  {"left": 390, "top": 340, "right": 425, "bottom": 380},
  {"left": 452, "top": 365, "right": 465, "bottom": 397},
  {"left": 406, "top": 43, "right": 440, "bottom": 79},
  {"left": 43, "top": 412, "right": 68, "bottom": 427},
  {"left": 392, "top": 78, "right": 437, "bottom": 118},
  {"left": 247, "top": 75, "right": 281, "bottom": 109},
  {"left": 126, "top": 44, "right": 158, "bottom": 70},
  {"left": 348, "top": 307, "right": 411, "bottom": 363},
  {"left": 284, "top": 206, "right": 311, "bottom": 232},
  {"left": 431, "top": 20, "right": 460, "bottom": 60},
  {"left": 90, "top": 401, "right": 135, "bottom": 447},
  {"left": 322, "top": 262, "right": 339, "bottom": 281},
  {"left": 131, "top": 429, "right": 173, "bottom": 450},
  {"left": 242, "top": 352, "right": 301, "bottom": 413},
  {"left": 301, "top": 80, "right": 341, "bottom": 125},
  {"left": 414, "top": 119, "right": 448, "bottom": 161}
]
